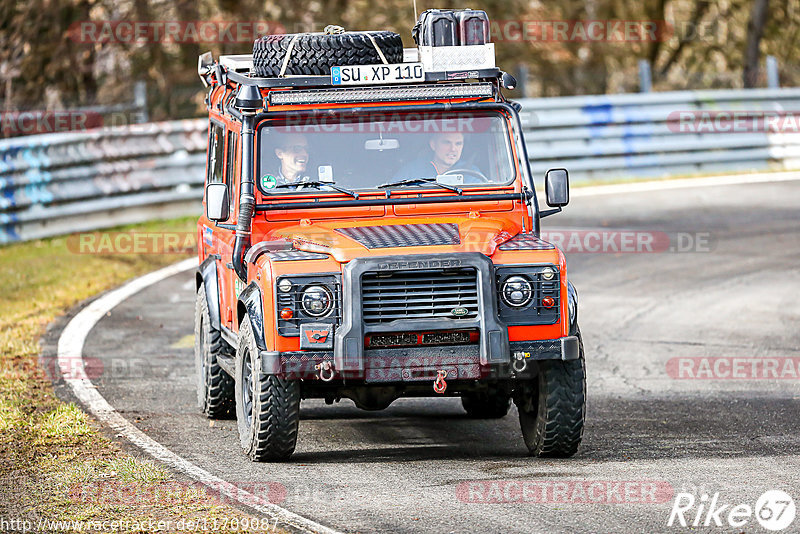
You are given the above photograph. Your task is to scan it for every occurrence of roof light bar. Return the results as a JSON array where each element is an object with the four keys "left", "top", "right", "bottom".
[{"left": 268, "top": 83, "right": 494, "bottom": 106}]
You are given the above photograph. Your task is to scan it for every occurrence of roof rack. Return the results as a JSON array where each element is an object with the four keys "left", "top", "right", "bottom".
[
  {"left": 204, "top": 44, "right": 503, "bottom": 89},
  {"left": 223, "top": 66, "right": 502, "bottom": 89}
]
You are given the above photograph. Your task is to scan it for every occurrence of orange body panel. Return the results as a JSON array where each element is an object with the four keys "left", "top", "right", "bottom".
[{"left": 199, "top": 81, "right": 570, "bottom": 354}]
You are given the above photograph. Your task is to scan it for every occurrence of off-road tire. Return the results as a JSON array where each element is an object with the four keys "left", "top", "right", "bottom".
[
  {"left": 194, "top": 285, "right": 234, "bottom": 418},
  {"left": 516, "top": 334, "right": 586, "bottom": 457},
  {"left": 252, "top": 31, "right": 404, "bottom": 77},
  {"left": 235, "top": 314, "right": 300, "bottom": 462},
  {"left": 461, "top": 391, "right": 511, "bottom": 419}
]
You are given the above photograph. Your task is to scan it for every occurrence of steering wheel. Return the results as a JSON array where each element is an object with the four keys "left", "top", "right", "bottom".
[{"left": 442, "top": 168, "right": 491, "bottom": 184}]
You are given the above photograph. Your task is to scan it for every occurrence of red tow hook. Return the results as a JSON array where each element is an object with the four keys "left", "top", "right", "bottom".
[{"left": 433, "top": 370, "right": 448, "bottom": 394}]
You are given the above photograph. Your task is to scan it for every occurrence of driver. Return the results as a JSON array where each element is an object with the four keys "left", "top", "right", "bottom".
[
  {"left": 394, "top": 132, "right": 480, "bottom": 181},
  {"left": 260, "top": 133, "right": 313, "bottom": 191}
]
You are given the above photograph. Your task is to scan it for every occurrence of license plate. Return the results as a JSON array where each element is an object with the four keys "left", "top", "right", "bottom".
[
  {"left": 300, "top": 323, "right": 334, "bottom": 350},
  {"left": 331, "top": 63, "right": 424, "bottom": 85}
]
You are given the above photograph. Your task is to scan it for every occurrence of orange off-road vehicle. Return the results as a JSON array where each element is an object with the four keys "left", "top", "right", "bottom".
[{"left": 195, "top": 11, "right": 585, "bottom": 461}]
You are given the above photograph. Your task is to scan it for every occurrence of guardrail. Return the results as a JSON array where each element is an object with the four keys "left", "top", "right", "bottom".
[
  {"left": 0, "top": 120, "right": 206, "bottom": 244},
  {"left": 2, "top": 87, "right": 799, "bottom": 243},
  {"left": 519, "top": 88, "right": 800, "bottom": 182}
]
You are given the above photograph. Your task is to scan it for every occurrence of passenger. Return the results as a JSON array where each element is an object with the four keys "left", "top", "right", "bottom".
[
  {"left": 260, "top": 133, "right": 313, "bottom": 190},
  {"left": 394, "top": 132, "right": 480, "bottom": 181}
]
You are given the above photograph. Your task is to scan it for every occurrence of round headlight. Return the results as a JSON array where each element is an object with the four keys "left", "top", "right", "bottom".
[
  {"left": 301, "top": 285, "right": 333, "bottom": 317},
  {"left": 541, "top": 266, "right": 556, "bottom": 280},
  {"left": 278, "top": 279, "right": 293, "bottom": 293},
  {"left": 501, "top": 276, "right": 533, "bottom": 307}
]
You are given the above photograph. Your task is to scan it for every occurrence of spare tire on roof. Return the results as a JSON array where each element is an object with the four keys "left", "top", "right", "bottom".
[{"left": 252, "top": 31, "right": 404, "bottom": 77}]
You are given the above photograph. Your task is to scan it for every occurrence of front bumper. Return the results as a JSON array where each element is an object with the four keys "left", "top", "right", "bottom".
[
  {"left": 334, "top": 253, "right": 510, "bottom": 373},
  {"left": 260, "top": 336, "right": 579, "bottom": 382}
]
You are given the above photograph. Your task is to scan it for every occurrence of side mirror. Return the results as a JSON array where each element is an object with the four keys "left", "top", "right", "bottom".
[
  {"left": 501, "top": 71, "right": 517, "bottom": 90},
  {"left": 545, "top": 168, "right": 570, "bottom": 207},
  {"left": 197, "top": 52, "right": 213, "bottom": 87},
  {"left": 206, "top": 183, "right": 229, "bottom": 221}
]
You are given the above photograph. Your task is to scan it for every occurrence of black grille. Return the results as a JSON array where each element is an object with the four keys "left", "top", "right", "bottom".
[
  {"left": 361, "top": 268, "right": 479, "bottom": 324},
  {"left": 336, "top": 223, "right": 460, "bottom": 249}
]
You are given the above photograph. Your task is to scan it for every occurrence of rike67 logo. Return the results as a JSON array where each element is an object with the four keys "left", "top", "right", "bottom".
[{"left": 668, "top": 490, "right": 796, "bottom": 531}]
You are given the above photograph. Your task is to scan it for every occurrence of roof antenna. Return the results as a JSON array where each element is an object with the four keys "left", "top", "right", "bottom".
[{"left": 412, "top": 0, "right": 418, "bottom": 21}]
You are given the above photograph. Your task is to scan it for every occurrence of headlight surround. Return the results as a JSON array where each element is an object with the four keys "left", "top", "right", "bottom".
[
  {"left": 501, "top": 275, "right": 533, "bottom": 307},
  {"left": 301, "top": 285, "right": 334, "bottom": 317},
  {"left": 495, "top": 265, "right": 560, "bottom": 326},
  {"left": 276, "top": 274, "right": 339, "bottom": 337}
]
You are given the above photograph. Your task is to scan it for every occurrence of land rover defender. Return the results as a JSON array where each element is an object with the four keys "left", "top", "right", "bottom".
[{"left": 195, "top": 11, "right": 585, "bottom": 461}]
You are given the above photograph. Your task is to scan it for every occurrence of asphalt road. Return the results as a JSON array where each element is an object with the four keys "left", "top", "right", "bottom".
[{"left": 55, "top": 179, "right": 800, "bottom": 533}]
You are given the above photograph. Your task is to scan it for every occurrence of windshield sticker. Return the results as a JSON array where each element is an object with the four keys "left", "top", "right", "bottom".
[{"left": 261, "top": 174, "right": 277, "bottom": 189}]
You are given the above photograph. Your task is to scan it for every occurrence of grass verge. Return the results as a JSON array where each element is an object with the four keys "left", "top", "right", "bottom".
[{"left": 0, "top": 218, "right": 280, "bottom": 533}]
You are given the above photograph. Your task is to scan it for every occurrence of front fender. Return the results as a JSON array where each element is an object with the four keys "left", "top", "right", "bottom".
[
  {"left": 567, "top": 281, "right": 579, "bottom": 335},
  {"left": 197, "top": 255, "right": 221, "bottom": 331},
  {"left": 238, "top": 282, "right": 267, "bottom": 352}
]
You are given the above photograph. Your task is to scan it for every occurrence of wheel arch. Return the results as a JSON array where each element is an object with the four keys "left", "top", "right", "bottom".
[
  {"left": 238, "top": 282, "right": 268, "bottom": 352},
  {"left": 567, "top": 281, "right": 579, "bottom": 336},
  {"left": 198, "top": 256, "right": 222, "bottom": 332}
]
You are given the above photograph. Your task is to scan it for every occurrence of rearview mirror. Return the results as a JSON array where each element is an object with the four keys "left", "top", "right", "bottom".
[
  {"left": 364, "top": 138, "right": 399, "bottom": 151},
  {"left": 206, "top": 183, "right": 229, "bottom": 221},
  {"left": 545, "top": 168, "right": 570, "bottom": 207}
]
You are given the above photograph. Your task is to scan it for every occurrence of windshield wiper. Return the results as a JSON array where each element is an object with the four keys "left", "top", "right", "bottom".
[
  {"left": 274, "top": 180, "right": 359, "bottom": 199},
  {"left": 377, "top": 178, "right": 462, "bottom": 195}
]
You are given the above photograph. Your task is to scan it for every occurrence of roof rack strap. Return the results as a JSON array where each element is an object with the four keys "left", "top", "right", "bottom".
[
  {"left": 365, "top": 33, "right": 389, "bottom": 65},
  {"left": 278, "top": 34, "right": 302, "bottom": 77}
]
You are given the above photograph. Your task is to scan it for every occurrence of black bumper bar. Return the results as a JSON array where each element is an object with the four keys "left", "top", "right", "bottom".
[{"left": 259, "top": 336, "right": 580, "bottom": 381}]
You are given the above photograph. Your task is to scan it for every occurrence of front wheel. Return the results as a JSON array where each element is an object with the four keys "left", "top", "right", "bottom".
[
  {"left": 235, "top": 314, "right": 300, "bottom": 462},
  {"left": 516, "top": 336, "right": 586, "bottom": 457},
  {"left": 194, "top": 285, "right": 234, "bottom": 419}
]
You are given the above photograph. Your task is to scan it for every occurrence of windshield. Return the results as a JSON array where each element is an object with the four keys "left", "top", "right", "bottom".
[{"left": 256, "top": 111, "right": 517, "bottom": 194}]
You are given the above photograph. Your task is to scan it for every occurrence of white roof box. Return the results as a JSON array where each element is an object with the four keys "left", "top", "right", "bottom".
[
  {"left": 418, "top": 43, "right": 496, "bottom": 72},
  {"left": 220, "top": 55, "right": 253, "bottom": 73}
]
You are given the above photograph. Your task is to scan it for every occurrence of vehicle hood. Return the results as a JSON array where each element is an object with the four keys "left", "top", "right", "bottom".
[{"left": 265, "top": 216, "right": 522, "bottom": 263}]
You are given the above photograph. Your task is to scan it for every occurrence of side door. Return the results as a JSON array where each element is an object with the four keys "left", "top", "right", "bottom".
[
  {"left": 222, "top": 126, "right": 243, "bottom": 332},
  {"left": 206, "top": 119, "right": 237, "bottom": 332}
]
